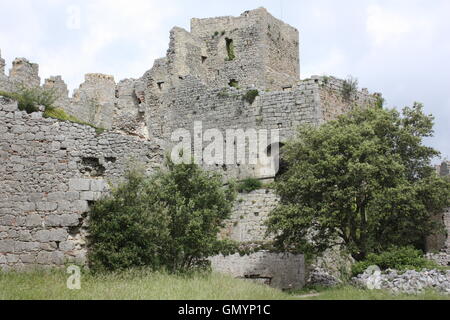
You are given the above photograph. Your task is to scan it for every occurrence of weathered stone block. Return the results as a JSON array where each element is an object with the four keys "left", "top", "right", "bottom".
[
  {"left": 18, "top": 230, "right": 32, "bottom": 241},
  {"left": 49, "top": 229, "right": 68, "bottom": 242},
  {"left": 60, "top": 214, "right": 80, "bottom": 227},
  {"left": 20, "top": 253, "right": 36, "bottom": 264},
  {"left": 36, "top": 202, "right": 58, "bottom": 212},
  {"left": 80, "top": 191, "right": 94, "bottom": 201},
  {"left": 34, "top": 230, "right": 51, "bottom": 242},
  {"left": 45, "top": 215, "right": 62, "bottom": 227},
  {"left": 65, "top": 192, "right": 80, "bottom": 201},
  {"left": 59, "top": 241, "right": 75, "bottom": 252},
  {"left": 6, "top": 254, "right": 19, "bottom": 263},
  {"left": 0, "top": 240, "right": 15, "bottom": 253},
  {"left": 69, "top": 179, "right": 91, "bottom": 191},
  {"left": 90, "top": 180, "right": 107, "bottom": 192},
  {"left": 0, "top": 215, "right": 15, "bottom": 226},
  {"left": 47, "top": 192, "right": 65, "bottom": 202},
  {"left": 36, "top": 251, "right": 52, "bottom": 264},
  {"left": 26, "top": 214, "right": 42, "bottom": 227},
  {"left": 15, "top": 241, "right": 40, "bottom": 252},
  {"left": 73, "top": 200, "right": 89, "bottom": 213}
]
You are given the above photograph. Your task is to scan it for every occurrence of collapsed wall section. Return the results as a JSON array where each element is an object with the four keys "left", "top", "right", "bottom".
[{"left": 0, "top": 96, "right": 163, "bottom": 271}]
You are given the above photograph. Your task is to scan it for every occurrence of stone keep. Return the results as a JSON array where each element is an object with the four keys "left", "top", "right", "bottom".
[{"left": 0, "top": 8, "right": 397, "bottom": 288}]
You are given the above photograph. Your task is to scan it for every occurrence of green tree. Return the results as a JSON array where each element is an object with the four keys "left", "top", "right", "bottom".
[
  {"left": 266, "top": 103, "right": 450, "bottom": 260},
  {"left": 88, "top": 161, "right": 236, "bottom": 273}
]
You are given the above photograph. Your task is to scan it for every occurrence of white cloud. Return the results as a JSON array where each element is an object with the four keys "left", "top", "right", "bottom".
[
  {"left": 366, "top": 4, "right": 436, "bottom": 47},
  {"left": 366, "top": 5, "right": 412, "bottom": 46},
  {"left": 0, "top": 0, "right": 179, "bottom": 92},
  {"left": 302, "top": 48, "right": 346, "bottom": 78}
]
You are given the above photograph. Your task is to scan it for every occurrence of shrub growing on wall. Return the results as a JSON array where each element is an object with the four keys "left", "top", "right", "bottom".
[
  {"left": 0, "top": 85, "right": 56, "bottom": 113},
  {"left": 87, "top": 161, "right": 237, "bottom": 273},
  {"left": 237, "top": 177, "right": 263, "bottom": 193}
]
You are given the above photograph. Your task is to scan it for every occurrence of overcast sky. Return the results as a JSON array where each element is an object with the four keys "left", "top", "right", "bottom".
[{"left": 0, "top": 0, "right": 449, "bottom": 162}]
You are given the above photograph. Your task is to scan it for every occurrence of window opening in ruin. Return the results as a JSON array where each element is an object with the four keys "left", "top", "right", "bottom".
[
  {"left": 266, "top": 143, "right": 288, "bottom": 180},
  {"left": 105, "top": 157, "right": 117, "bottom": 163},
  {"left": 225, "top": 38, "right": 235, "bottom": 61},
  {"left": 201, "top": 56, "right": 207, "bottom": 63},
  {"left": 157, "top": 82, "right": 164, "bottom": 90},
  {"left": 229, "top": 79, "right": 239, "bottom": 89},
  {"left": 80, "top": 157, "right": 106, "bottom": 177}
]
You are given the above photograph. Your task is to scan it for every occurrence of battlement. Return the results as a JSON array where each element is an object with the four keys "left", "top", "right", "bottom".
[
  {"left": 9, "top": 57, "right": 40, "bottom": 88},
  {"left": 84, "top": 73, "right": 115, "bottom": 83}
]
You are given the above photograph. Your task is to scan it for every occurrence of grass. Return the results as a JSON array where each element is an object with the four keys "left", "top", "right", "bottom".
[
  {"left": 43, "top": 108, "right": 106, "bottom": 134},
  {"left": 1, "top": 88, "right": 105, "bottom": 134},
  {"left": 1, "top": 270, "right": 448, "bottom": 300},
  {"left": 0, "top": 270, "right": 294, "bottom": 300}
]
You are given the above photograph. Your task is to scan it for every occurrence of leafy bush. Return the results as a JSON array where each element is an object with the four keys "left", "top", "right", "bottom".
[
  {"left": 228, "top": 79, "right": 239, "bottom": 89},
  {"left": 351, "top": 246, "right": 440, "bottom": 276},
  {"left": 225, "top": 38, "right": 235, "bottom": 61},
  {"left": 375, "top": 94, "right": 385, "bottom": 109},
  {"left": 243, "top": 89, "right": 259, "bottom": 104},
  {"left": 0, "top": 86, "right": 56, "bottom": 113},
  {"left": 266, "top": 103, "right": 450, "bottom": 260},
  {"left": 237, "top": 178, "right": 263, "bottom": 193},
  {"left": 88, "top": 161, "right": 237, "bottom": 273},
  {"left": 341, "top": 76, "right": 358, "bottom": 101}
]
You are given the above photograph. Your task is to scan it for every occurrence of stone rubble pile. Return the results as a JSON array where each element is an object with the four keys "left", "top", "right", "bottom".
[
  {"left": 352, "top": 269, "right": 450, "bottom": 295},
  {"left": 425, "top": 252, "right": 450, "bottom": 267},
  {"left": 307, "top": 267, "right": 341, "bottom": 287}
]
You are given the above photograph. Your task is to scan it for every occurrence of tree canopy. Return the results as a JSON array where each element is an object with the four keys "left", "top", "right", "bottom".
[{"left": 266, "top": 103, "right": 450, "bottom": 260}]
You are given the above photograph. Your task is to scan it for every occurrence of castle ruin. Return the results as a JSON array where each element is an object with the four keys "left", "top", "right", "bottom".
[{"left": 0, "top": 8, "right": 448, "bottom": 288}]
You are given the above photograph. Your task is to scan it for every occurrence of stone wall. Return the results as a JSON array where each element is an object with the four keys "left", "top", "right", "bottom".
[
  {"left": 154, "top": 75, "right": 376, "bottom": 181},
  {"left": 425, "top": 162, "right": 450, "bottom": 265},
  {"left": 220, "top": 189, "right": 278, "bottom": 243},
  {"left": 212, "top": 188, "right": 305, "bottom": 290},
  {"left": 0, "top": 96, "right": 163, "bottom": 271},
  {"left": 210, "top": 251, "right": 305, "bottom": 290}
]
